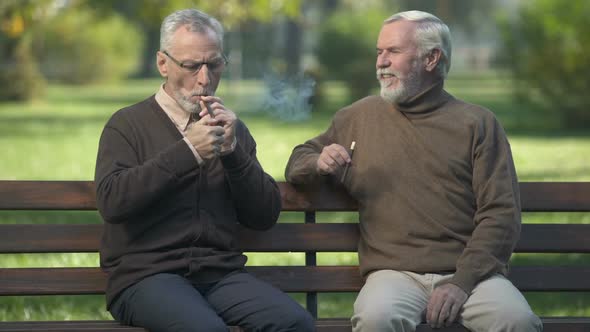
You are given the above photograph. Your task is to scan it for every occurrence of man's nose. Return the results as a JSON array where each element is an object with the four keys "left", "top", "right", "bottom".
[
  {"left": 376, "top": 53, "right": 390, "bottom": 68},
  {"left": 196, "top": 65, "right": 211, "bottom": 86}
]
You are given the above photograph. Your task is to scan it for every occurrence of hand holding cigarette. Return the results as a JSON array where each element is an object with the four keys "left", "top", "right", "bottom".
[
  {"left": 316, "top": 142, "right": 353, "bottom": 176},
  {"left": 198, "top": 96, "right": 237, "bottom": 155},
  {"left": 204, "top": 101, "right": 215, "bottom": 118},
  {"left": 340, "top": 141, "right": 355, "bottom": 182},
  {"left": 199, "top": 98, "right": 215, "bottom": 118}
]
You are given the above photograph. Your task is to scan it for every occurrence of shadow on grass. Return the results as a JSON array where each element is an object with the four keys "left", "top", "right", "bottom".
[
  {"left": 465, "top": 98, "right": 590, "bottom": 138},
  {"left": 0, "top": 295, "right": 111, "bottom": 321},
  {"left": 0, "top": 115, "right": 109, "bottom": 138},
  {"left": 46, "top": 94, "right": 153, "bottom": 107},
  {"left": 519, "top": 167, "right": 590, "bottom": 181}
]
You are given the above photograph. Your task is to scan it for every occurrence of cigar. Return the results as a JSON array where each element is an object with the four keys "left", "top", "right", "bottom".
[
  {"left": 204, "top": 101, "right": 215, "bottom": 118},
  {"left": 340, "top": 141, "right": 356, "bottom": 182}
]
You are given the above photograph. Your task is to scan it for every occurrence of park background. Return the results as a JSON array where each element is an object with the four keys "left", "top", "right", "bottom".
[{"left": 1, "top": 0, "right": 589, "bottom": 321}]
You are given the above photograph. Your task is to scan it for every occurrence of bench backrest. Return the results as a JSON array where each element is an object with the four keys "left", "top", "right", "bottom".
[{"left": 1, "top": 181, "right": 589, "bottom": 317}]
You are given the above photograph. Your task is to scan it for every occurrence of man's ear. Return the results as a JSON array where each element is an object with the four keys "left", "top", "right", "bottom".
[
  {"left": 425, "top": 48, "right": 442, "bottom": 72},
  {"left": 156, "top": 51, "right": 168, "bottom": 78}
]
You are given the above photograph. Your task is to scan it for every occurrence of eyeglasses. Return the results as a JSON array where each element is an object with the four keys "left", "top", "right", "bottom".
[{"left": 162, "top": 50, "right": 228, "bottom": 74}]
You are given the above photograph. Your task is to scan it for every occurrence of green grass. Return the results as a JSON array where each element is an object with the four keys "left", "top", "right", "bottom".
[{"left": 1, "top": 73, "right": 589, "bottom": 320}]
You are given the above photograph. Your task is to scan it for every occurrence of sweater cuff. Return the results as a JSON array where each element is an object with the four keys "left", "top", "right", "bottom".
[
  {"left": 285, "top": 154, "right": 324, "bottom": 185},
  {"left": 219, "top": 141, "right": 249, "bottom": 173},
  {"left": 303, "top": 154, "right": 325, "bottom": 179},
  {"left": 447, "top": 269, "right": 478, "bottom": 295},
  {"left": 160, "top": 140, "right": 199, "bottom": 178}
]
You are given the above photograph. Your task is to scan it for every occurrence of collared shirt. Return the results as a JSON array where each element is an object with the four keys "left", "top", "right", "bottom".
[{"left": 155, "top": 84, "right": 205, "bottom": 165}]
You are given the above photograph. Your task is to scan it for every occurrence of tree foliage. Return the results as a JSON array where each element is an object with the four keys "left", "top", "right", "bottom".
[
  {"left": 0, "top": 0, "right": 302, "bottom": 101},
  {"left": 89, "top": 0, "right": 301, "bottom": 29},
  {"left": 32, "top": 9, "right": 144, "bottom": 84},
  {"left": 0, "top": 0, "right": 53, "bottom": 100},
  {"left": 317, "top": 8, "right": 389, "bottom": 102},
  {"left": 498, "top": 0, "right": 590, "bottom": 128}
]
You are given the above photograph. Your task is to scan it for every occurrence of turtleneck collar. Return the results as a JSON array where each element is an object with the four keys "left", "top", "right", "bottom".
[{"left": 392, "top": 80, "right": 453, "bottom": 114}]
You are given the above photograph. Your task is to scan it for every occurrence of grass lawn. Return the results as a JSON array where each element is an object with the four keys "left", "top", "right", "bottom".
[{"left": 0, "top": 72, "right": 589, "bottom": 320}]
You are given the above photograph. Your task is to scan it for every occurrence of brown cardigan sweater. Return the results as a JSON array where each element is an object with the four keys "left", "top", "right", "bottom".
[
  {"left": 285, "top": 82, "right": 521, "bottom": 294},
  {"left": 95, "top": 95, "right": 281, "bottom": 308}
]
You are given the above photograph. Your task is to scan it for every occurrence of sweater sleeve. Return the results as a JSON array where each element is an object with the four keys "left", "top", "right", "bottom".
[
  {"left": 285, "top": 120, "right": 339, "bottom": 185},
  {"left": 219, "top": 121, "right": 281, "bottom": 231},
  {"left": 448, "top": 117, "right": 521, "bottom": 294},
  {"left": 95, "top": 116, "right": 198, "bottom": 224}
]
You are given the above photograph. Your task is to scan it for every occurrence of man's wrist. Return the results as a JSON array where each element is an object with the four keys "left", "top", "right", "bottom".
[
  {"left": 219, "top": 136, "right": 237, "bottom": 156},
  {"left": 183, "top": 137, "right": 204, "bottom": 165}
]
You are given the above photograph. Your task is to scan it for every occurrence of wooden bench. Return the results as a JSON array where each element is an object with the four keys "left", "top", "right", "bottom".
[{"left": 0, "top": 180, "right": 589, "bottom": 332}]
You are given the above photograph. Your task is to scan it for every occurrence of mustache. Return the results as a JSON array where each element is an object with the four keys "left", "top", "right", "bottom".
[
  {"left": 189, "top": 91, "right": 212, "bottom": 98},
  {"left": 376, "top": 69, "right": 399, "bottom": 79}
]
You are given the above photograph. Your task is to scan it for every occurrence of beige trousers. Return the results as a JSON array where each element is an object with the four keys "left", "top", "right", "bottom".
[{"left": 351, "top": 270, "right": 542, "bottom": 332}]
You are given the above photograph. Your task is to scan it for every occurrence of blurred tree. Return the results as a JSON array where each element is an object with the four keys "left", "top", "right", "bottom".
[
  {"left": 31, "top": 8, "right": 144, "bottom": 84},
  {"left": 89, "top": 0, "right": 303, "bottom": 77},
  {"left": 317, "top": 7, "right": 391, "bottom": 102},
  {"left": 0, "top": 0, "right": 303, "bottom": 101},
  {"left": 0, "top": 0, "right": 48, "bottom": 101},
  {"left": 498, "top": 0, "right": 590, "bottom": 128},
  {"left": 396, "top": 0, "right": 495, "bottom": 36}
]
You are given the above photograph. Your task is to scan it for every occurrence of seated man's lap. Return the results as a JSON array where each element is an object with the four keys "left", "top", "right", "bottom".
[
  {"left": 460, "top": 274, "right": 542, "bottom": 332},
  {"left": 352, "top": 270, "right": 430, "bottom": 330},
  {"left": 352, "top": 270, "right": 541, "bottom": 332},
  {"left": 110, "top": 272, "right": 314, "bottom": 332},
  {"left": 110, "top": 273, "right": 227, "bottom": 332},
  {"left": 206, "top": 271, "right": 314, "bottom": 331}
]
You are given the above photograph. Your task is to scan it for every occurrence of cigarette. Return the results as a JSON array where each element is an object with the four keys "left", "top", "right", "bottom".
[
  {"left": 205, "top": 101, "right": 215, "bottom": 118},
  {"left": 340, "top": 141, "right": 356, "bottom": 182}
]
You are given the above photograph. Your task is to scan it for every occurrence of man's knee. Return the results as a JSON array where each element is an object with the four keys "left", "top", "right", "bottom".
[
  {"left": 466, "top": 305, "right": 542, "bottom": 332},
  {"left": 271, "top": 305, "right": 315, "bottom": 331},
  {"left": 495, "top": 307, "right": 542, "bottom": 332},
  {"left": 352, "top": 309, "right": 415, "bottom": 331},
  {"left": 128, "top": 313, "right": 228, "bottom": 332},
  {"left": 169, "top": 320, "right": 228, "bottom": 332},
  {"left": 287, "top": 308, "right": 315, "bottom": 331}
]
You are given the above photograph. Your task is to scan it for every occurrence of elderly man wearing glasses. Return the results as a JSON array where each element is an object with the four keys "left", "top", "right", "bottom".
[{"left": 94, "top": 8, "right": 314, "bottom": 332}]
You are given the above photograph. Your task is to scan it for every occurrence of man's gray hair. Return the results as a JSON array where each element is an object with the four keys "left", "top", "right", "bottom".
[
  {"left": 160, "top": 9, "right": 224, "bottom": 51},
  {"left": 384, "top": 10, "right": 452, "bottom": 78}
]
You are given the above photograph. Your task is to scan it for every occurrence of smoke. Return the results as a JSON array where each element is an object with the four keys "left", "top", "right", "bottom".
[{"left": 260, "top": 71, "right": 315, "bottom": 122}]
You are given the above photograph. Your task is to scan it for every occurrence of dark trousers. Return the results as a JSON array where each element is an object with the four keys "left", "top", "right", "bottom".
[{"left": 109, "top": 272, "right": 315, "bottom": 332}]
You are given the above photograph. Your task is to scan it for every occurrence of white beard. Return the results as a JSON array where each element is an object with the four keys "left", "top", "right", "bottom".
[
  {"left": 378, "top": 61, "right": 424, "bottom": 103},
  {"left": 173, "top": 89, "right": 203, "bottom": 114}
]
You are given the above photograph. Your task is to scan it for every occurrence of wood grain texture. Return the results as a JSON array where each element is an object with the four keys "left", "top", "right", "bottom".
[
  {"left": 1, "top": 181, "right": 589, "bottom": 211},
  {"left": 2, "top": 265, "right": 589, "bottom": 296},
  {"left": 2, "top": 223, "right": 589, "bottom": 253}
]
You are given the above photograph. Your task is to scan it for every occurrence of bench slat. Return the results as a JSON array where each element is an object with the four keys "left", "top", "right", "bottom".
[
  {"left": 1, "top": 318, "right": 589, "bottom": 332},
  {"left": 516, "top": 224, "right": 590, "bottom": 253},
  {"left": 1, "top": 181, "right": 590, "bottom": 211},
  {"left": 0, "top": 321, "right": 147, "bottom": 332},
  {"left": 0, "top": 181, "right": 96, "bottom": 210},
  {"left": 520, "top": 182, "right": 590, "bottom": 212},
  {"left": 1, "top": 223, "right": 589, "bottom": 253},
  {"left": 2, "top": 266, "right": 589, "bottom": 296},
  {"left": 0, "top": 224, "right": 103, "bottom": 253},
  {"left": 289, "top": 317, "right": 590, "bottom": 332}
]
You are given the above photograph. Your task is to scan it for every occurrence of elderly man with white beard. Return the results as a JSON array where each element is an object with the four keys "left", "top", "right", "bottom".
[{"left": 285, "top": 10, "right": 542, "bottom": 332}]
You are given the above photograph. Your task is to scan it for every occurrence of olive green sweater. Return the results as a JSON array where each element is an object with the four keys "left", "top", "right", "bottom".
[
  {"left": 285, "top": 82, "right": 520, "bottom": 294},
  {"left": 95, "top": 95, "right": 281, "bottom": 308}
]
